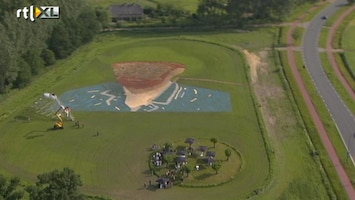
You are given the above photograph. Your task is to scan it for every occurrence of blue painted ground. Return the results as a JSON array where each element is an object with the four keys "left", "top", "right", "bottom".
[{"left": 54, "top": 82, "right": 232, "bottom": 112}]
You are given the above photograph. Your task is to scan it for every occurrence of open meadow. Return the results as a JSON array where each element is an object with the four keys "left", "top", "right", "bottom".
[
  {"left": 342, "top": 15, "right": 355, "bottom": 78},
  {"left": 0, "top": 24, "right": 339, "bottom": 199},
  {"left": 0, "top": 31, "right": 270, "bottom": 199}
]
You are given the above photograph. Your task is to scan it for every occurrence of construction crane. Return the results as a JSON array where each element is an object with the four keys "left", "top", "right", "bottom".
[{"left": 43, "top": 93, "right": 75, "bottom": 129}]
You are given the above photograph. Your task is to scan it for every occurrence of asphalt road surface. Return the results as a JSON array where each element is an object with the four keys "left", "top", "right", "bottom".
[{"left": 303, "top": 0, "right": 355, "bottom": 159}]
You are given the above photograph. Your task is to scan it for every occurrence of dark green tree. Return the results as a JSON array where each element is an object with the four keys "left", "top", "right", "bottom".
[
  {"left": 23, "top": 50, "right": 45, "bottom": 75},
  {"left": 211, "top": 161, "right": 222, "bottom": 174},
  {"left": 0, "top": 23, "right": 18, "bottom": 93},
  {"left": 13, "top": 58, "right": 31, "bottom": 89},
  {"left": 26, "top": 168, "right": 83, "bottom": 200},
  {"left": 0, "top": 0, "right": 102, "bottom": 93},
  {"left": 183, "top": 165, "right": 192, "bottom": 177},
  {"left": 163, "top": 142, "right": 173, "bottom": 152},
  {"left": 77, "top": 8, "right": 101, "bottom": 43},
  {"left": 95, "top": 7, "right": 109, "bottom": 28},
  {"left": 40, "top": 49, "right": 56, "bottom": 66},
  {"left": 48, "top": 22, "right": 74, "bottom": 59},
  {"left": 197, "top": 0, "right": 228, "bottom": 24},
  {"left": 0, "top": 174, "right": 24, "bottom": 200},
  {"left": 156, "top": 3, "right": 189, "bottom": 24},
  {"left": 225, "top": 148, "right": 232, "bottom": 161},
  {"left": 210, "top": 137, "right": 218, "bottom": 148}
]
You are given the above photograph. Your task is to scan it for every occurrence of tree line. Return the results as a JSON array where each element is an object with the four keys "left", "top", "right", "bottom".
[
  {"left": 196, "top": 0, "right": 321, "bottom": 25},
  {"left": 0, "top": 0, "right": 107, "bottom": 94},
  {"left": 0, "top": 168, "right": 110, "bottom": 200}
]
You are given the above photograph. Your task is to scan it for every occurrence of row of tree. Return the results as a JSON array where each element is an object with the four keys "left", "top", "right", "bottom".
[
  {"left": 196, "top": 0, "right": 321, "bottom": 24},
  {"left": 0, "top": 168, "right": 109, "bottom": 200},
  {"left": 0, "top": 0, "right": 108, "bottom": 94}
]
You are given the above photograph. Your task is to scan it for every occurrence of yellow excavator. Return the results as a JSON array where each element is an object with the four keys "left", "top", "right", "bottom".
[{"left": 53, "top": 113, "right": 64, "bottom": 130}]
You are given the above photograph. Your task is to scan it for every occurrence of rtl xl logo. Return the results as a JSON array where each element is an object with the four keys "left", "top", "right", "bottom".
[{"left": 16, "top": 5, "right": 60, "bottom": 21}]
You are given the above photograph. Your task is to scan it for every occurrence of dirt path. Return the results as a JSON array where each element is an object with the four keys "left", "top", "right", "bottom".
[
  {"left": 326, "top": 5, "right": 355, "bottom": 99},
  {"left": 287, "top": 5, "right": 355, "bottom": 200}
]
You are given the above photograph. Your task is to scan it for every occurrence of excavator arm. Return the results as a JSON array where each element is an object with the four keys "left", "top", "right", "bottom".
[{"left": 53, "top": 113, "right": 64, "bottom": 129}]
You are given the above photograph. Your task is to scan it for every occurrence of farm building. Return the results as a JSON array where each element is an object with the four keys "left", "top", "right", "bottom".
[{"left": 109, "top": 3, "right": 144, "bottom": 21}]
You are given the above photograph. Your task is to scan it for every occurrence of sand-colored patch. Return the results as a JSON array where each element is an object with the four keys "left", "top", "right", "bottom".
[
  {"left": 123, "top": 81, "right": 173, "bottom": 111},
  {"left": 244, "top": 50, "right": 288, "bottom": 126},
  {"left": 112, "top": 62, "right": 185, "bottom": 110},
  {"left": 243, "top": 49, "right": 267, "bottom": 84}
]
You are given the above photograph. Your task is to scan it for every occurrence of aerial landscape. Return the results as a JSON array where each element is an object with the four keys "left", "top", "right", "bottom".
[{"left": 0, "top": 0, "right": 354, "bottom": 199}]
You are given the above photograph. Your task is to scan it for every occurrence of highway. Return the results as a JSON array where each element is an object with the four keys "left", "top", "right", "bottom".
[{"left": 303, "top": 0, "right": 355, "bottom": 159}]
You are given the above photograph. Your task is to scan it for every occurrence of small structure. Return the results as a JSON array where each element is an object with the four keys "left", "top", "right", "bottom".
[
  {"left": 156, "top": 177, "right": 170, "bottom": 189},
  {"left": 184, "top": 138, "right": 195, "bottom": 147},
  {"left": 175, "top": 157, "right": 187, "bottom": 169},
  {"left": 176, "top": 157, "right": 187, "bottom": 164},
  {"left": 199, "top": 145, "right": 208, "bottom": 152},
  {"left": 109, "top": 3, "right": 144, "bottom": 22},
  {"left": 199, "top": 146, "right": 208, "bottom": 156},
  {"left": 206, "top": 157, "right": 215, "bottom": 166},
  {"left": 176, "top": 149, "right": 187, "bottom": 157},
  {"left": 206, "top": 151, "right": 216, "bottom": 157}
]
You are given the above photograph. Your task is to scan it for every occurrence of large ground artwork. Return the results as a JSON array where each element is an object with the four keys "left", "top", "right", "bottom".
[{"left": 36, "top": 62, "right": 232, "bottom": 113}]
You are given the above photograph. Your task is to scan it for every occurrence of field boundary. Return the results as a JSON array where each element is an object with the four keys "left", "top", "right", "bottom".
[
  {"left": 238, "top": 49, "right": 275, "bottom": 199},
  {"left": 287, "top": 6, "right": 355, "bottom": 198},
  {"left": 277, "top": 49, "right": 339, "bottom": 199},
  {"left": 326, "top": 5, "right": 355, "bottom": 100}
]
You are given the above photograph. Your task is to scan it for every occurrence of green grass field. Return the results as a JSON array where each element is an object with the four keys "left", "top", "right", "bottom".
[
  {"left": 277, "top": 50, "right": 349, "bottom": 199},
  {"left": 0, "top": 18, "right": 346, "bottom": 200},
  {"left": 0, "top": 32, "right": 270, "bottom": 199},
  {"left": 342, "top": 17, "right": 355, "bottom": 77}
]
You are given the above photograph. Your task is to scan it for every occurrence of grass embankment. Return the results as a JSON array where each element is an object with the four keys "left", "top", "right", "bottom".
[
  {"left": 341, "top": 12, "right": 355, "bottom": 79},
  {"left": 277, "top": 26, "right": 304, "bottom": 48},
  {"left": 320, "top": 53, "right": 355, "bottom": 115},
  {"left": 247, "top": 45, "right": 333, "bottom": 199},
  {"left": 332, "top": 6, "right": 355, "bottom": 81},
  {"left": 324, "top": 6, "right": 350, "bottom": 28},
  {"left": 277, "top": 50, "right": 352, "bottom": 199}
]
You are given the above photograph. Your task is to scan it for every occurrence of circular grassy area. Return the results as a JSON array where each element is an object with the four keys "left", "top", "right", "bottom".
[{"left": 149, "top": 138, "right": 243, "bottom": 187}]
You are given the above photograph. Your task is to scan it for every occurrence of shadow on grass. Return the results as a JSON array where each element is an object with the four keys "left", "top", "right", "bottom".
[
  {"left": 175, "top": 145, "right": 187, "bottom": 151},
  {"left": 24, "top": 130, "right": 48, "bottom": 139},
  {"left": 137, "top": 184, "right": 159, "bottom": 192},
  {"left": 142, "top": 169, "right": 154, "bottom": 177},
  {"left": 195, "top": 173, "right": 214, "bottom": 180}
]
